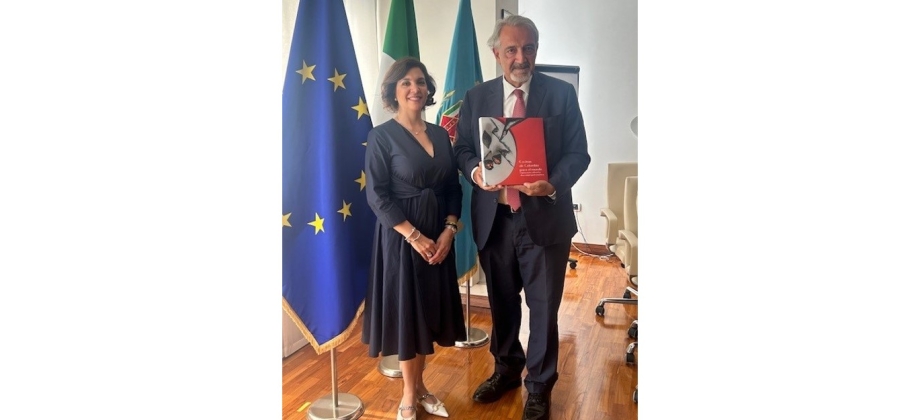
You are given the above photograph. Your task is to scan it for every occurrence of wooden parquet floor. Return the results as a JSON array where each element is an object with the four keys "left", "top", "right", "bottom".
[{"left": 282, "top": 251, "right": 638, "bottom": 420}]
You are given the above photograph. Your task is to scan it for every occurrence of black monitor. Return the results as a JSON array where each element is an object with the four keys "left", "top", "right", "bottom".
[{"left": 535, "top": 64, "right": 580, "bottom": 96}]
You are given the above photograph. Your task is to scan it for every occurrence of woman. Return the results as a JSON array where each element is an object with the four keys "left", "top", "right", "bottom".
[{"left": 362, "top": 57, "right": 466, "bottom": 420}]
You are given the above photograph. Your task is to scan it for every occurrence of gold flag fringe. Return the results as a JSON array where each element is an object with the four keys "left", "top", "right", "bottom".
[
  {"left": 456, "top": 257, "right": 480, "bottom": 286},
  {"left": 282, "top": 297, "right": 365, "bottom": 355}
]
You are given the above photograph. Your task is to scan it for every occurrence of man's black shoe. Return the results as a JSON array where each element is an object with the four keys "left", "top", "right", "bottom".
[
  {"left": 522, "top": 392, "right": 551, "bottom": 420},
  {"left": 472, "top": 372, "right": 522, "bottom": 403}
]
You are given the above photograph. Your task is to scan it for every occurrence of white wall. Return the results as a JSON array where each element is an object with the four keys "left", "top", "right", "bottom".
[{"left": 519, "top": 0, "right": 638, "bottom": 246}]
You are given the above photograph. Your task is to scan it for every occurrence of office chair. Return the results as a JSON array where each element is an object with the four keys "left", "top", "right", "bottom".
[
  {"left": 599, "top": 162, "right": 637, "bottom": 257},
  {"left": 595, "top": 176, "right": 638, "bottom": 368},
  {"left": 616, "top": 175, "right": 638, "bottom": 295},
  {"left": 595, "top": 175, "right": 638, "bottom": 316}
]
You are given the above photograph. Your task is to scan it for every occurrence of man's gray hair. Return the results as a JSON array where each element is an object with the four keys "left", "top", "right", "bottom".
[{"left": 486, "top": 14, "right": 539, "bottom": 50}]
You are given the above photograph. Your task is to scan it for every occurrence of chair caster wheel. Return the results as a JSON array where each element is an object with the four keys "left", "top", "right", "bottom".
[
  {"left": 595, "top": 305, "right": 605, "bottom": 316},
  {"left": 633, "top": 388, "right": 638, "bottom": 403},
  {"left": 623, "top": 290, "right": 632, "bottom": 299},
  {"left": 625, "top": 352, "right": 635, "bottom": 364},
  {"left": 627, "top": 324, "right": 638, "bottom": 339}
]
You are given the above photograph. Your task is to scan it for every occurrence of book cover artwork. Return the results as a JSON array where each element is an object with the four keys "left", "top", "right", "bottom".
[{"left": 479, "top": 117, "right": 547, "bottom": 186}]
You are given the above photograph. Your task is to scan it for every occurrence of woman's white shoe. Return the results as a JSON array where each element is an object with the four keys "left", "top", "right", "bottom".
[{"left": 417, "top": 393, "right": 449, "bottom": 417}]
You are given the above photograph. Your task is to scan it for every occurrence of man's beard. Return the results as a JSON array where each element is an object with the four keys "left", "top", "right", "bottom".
[{"left": 510, "top": 63, "right": 532, "bottom": 84}]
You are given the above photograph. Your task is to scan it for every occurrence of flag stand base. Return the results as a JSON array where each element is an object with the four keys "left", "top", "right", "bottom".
[
  {"left": 377, "top": 355, "right": 427, "bottom": 378},
  {"left": 455, "top": 326, "right": 489, "bottom": 348},
  {"left": 308, "top": 349, "right": 364, "bottom": 420},
  {"left": 455, "top": 270, "right": 490, "bottom": 348},
  {"left": 377, "top": 355, "right": 402, "bottom": 377},
  {"left": 307, "top": 393, "right": 364, "bottom": 420}
]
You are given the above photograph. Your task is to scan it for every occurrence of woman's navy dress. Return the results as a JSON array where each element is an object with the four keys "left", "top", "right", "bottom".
[{"left": 362, "top": 119, "right": 467, "bottom": 360}]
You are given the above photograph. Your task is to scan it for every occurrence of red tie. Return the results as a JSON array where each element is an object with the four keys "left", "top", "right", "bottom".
[
  {"left": 512, "top": 88, "right": 526, "bottom": 118},
  {"left": 506, "top": 89, "right": 525, "bottom": 211}
]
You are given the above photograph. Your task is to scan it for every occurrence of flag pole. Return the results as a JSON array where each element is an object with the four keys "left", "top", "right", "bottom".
[
  {"left": 455, "top": 274, "right": 489, "bottom": 348},
  {"left": 308, "top": 349, "right": 364, "bottom": 420},
  {"left": 437, "top": 0, "right": 486, "bottom": 349}
]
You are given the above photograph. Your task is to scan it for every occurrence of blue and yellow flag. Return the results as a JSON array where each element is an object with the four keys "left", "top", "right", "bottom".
[
  {"left": 437, "top": 0, "right": 483, "bottom": 285},
  {"left": 282, "top": 0, "right": 374, "bottom": 354}
]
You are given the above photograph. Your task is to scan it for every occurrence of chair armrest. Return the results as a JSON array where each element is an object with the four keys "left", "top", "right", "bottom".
[
  {"left": 617, "top": 230, "right": 638, "bottom": 272},
  {"left": 617, "top": 229, "right": 637, "bottom": 246},
  {"left": 599, "top": 207, "right": 619, "bottom": 247}
]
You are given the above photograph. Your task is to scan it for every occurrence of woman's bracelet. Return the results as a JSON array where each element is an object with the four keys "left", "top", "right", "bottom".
[
  {"left": 444, "top": 221, "right": 458, "bottom": 233},
  {"left": 405, "top": 228, "right": 422, "bottom": 243}
]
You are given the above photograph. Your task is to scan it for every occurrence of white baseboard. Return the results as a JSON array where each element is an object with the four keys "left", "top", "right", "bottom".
[
  {"left": 283, "top": 337, "right": 308, "bottom": 358},
  {"left": 282, "top": 309, "right": 308, "bottom": 358}
]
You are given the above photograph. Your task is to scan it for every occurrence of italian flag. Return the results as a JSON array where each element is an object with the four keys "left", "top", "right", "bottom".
[{"left": 370, "top": 0, "right": 420, "bottom": 126}]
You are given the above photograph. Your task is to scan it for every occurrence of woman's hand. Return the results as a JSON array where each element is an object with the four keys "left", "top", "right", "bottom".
[
  {"left": 410, "top": 234, "right": 438, "bottom": 263},
  {"left": 428, "top": 228, "right": 455, "bottom": 265}
]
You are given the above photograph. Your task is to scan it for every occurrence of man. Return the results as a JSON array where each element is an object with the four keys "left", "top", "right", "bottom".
[{"left": 453, "top": 14, "right": 590, "bottom": 420}]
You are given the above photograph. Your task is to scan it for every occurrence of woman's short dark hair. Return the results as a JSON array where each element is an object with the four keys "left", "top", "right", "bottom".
[{"left": 381, "top": 57, "right": 437, "bottom": 113}]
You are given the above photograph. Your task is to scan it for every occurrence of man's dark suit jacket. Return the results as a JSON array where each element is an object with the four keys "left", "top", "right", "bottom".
[{"left": 454, "top": 72, "right": 591, "bottom": 250}]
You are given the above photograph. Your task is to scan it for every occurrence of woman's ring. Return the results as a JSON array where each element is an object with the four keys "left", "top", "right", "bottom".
[{"left": 426, "top": 252, "right": 432, "bottom": 257}]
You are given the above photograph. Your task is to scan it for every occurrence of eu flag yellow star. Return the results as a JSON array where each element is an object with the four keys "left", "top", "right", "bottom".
[
  {"left": 328, "top": 69, "right": 346, "bottom": 91},
  {"left": 351, "top": 96, "right": 369, "bottom": 120},
  {"left": 337, "top": 201, "right": 352, "bottom": 221},
  {"left": 354, "top": 171, "right": 366, "bottom": 191},
  {"left": 307, "top": 213, "right": 325, "bottom": 234},
  {"left": 295, "top": 61, "right": 315, "bottom": 84},
  {"left": 282, "top": 212, "right": 292, "bottom": 227}
]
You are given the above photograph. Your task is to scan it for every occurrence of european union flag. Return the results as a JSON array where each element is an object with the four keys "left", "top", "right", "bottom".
[{"left": 282, "top": 0, "right": 374, "bottom": 354}]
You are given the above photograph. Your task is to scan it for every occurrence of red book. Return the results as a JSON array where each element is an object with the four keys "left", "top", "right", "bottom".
[{"left": 478, "top": 117, "right": 548, "bottom": 186}]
